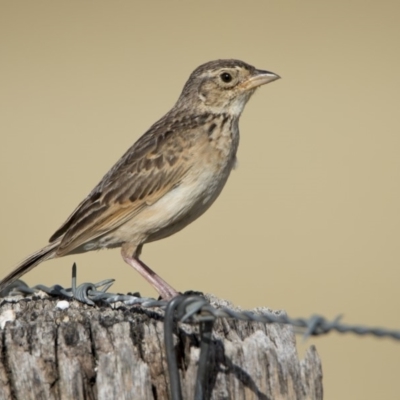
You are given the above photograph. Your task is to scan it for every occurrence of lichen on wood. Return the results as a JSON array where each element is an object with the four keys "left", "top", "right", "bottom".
[{"left": 0, "top": 295, "right": 322, "bottom": 400}]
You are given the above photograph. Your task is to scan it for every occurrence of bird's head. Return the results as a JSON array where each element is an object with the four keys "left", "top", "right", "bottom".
[{"left": 176, "top": 59, "right": 280, "bottom": 116}]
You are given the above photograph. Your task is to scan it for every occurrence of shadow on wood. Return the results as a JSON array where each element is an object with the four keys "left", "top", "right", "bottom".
[{"left": 0, "top": 295, "right": 322, "bottom": 400}]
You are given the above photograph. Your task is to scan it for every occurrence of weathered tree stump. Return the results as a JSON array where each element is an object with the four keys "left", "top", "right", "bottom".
[{"left": 0, "top": 294, "right": 322, "bottom": 399}]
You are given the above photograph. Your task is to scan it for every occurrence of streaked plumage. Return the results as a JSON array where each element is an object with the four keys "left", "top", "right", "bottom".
[{"left": 0, "top": 59, "right": 280, "bottom": 299}]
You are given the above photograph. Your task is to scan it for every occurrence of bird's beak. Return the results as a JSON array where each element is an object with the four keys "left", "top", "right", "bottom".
[{"left": 243, "top": 69, "right": 280, "bottom": 90}]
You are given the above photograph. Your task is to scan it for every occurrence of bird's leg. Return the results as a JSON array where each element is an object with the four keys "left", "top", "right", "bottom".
[{"left": 122, "top": 250, "right": 179, "bottom": 300}]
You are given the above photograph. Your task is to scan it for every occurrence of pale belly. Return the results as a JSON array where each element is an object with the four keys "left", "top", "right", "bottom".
[
  {"left": 113, "top": 158, "right": 235, "bottom": 246},
  {"left": 81, "top": 117, "right": 240, "bottom": 252}
]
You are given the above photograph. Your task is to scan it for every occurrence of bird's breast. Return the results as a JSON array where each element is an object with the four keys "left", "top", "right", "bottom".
[
  {"left": 140, "top": 119, "right": 239, "bottom": 243},
  {"left": 106, "top": 114, "right": 240, "bottom": 246}
]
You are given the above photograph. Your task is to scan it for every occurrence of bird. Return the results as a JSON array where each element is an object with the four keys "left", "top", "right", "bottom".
[{"left": 0, "top": 59, "right": 280, "bottom": 300}]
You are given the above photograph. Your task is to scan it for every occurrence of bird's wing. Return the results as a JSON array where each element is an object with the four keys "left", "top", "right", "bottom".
[{"left": 51, "top": 113, "right": 205, "bottom": 256}]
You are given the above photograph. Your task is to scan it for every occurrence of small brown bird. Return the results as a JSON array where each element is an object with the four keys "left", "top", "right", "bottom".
[{"left": 0, "top": 60, "right": 279, "bottom": 299}]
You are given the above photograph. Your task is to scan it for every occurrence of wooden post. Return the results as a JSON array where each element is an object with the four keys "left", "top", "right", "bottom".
[{"left": 0, "top": 295, "right": 322, "bottom": 400}]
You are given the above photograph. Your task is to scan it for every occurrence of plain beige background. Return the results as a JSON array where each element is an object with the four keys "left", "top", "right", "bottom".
[{"left": 1, "top": 1, "right": 399, "bottom": 399}]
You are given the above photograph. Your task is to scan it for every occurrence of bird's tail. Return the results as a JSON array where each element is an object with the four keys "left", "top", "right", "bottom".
[{"left": 0, "top": 241, "right": 59, "bottom": 295}]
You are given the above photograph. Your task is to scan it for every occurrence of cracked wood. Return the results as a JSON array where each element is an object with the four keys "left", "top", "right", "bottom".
[{"left": 0, "top": 296, "right": 323, "bottom": 400}]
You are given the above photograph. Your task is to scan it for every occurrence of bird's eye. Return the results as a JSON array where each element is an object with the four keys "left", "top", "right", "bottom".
[{"left": 220, "top": 72, "right": 232, "bottom": 83}]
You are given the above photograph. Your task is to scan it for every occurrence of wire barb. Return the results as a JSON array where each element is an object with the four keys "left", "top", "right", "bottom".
[
  {"left": 2, "top": 265, "right": 400, "bottom": 342},
  {"left": 2, "top": 265, "right": 400, "bottom": 400}
]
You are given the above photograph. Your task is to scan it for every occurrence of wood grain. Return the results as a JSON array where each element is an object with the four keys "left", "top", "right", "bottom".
[{"left": 0, "top": 295, "right": 322, "bottom": 399}]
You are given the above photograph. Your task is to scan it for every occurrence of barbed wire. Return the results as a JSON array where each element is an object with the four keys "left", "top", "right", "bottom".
[
  {"left": 1, "top": 263, "right": 400, "bottom": 341},
  {"left": 1, "top": 263, "right": 400, "bottom": 400}
]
